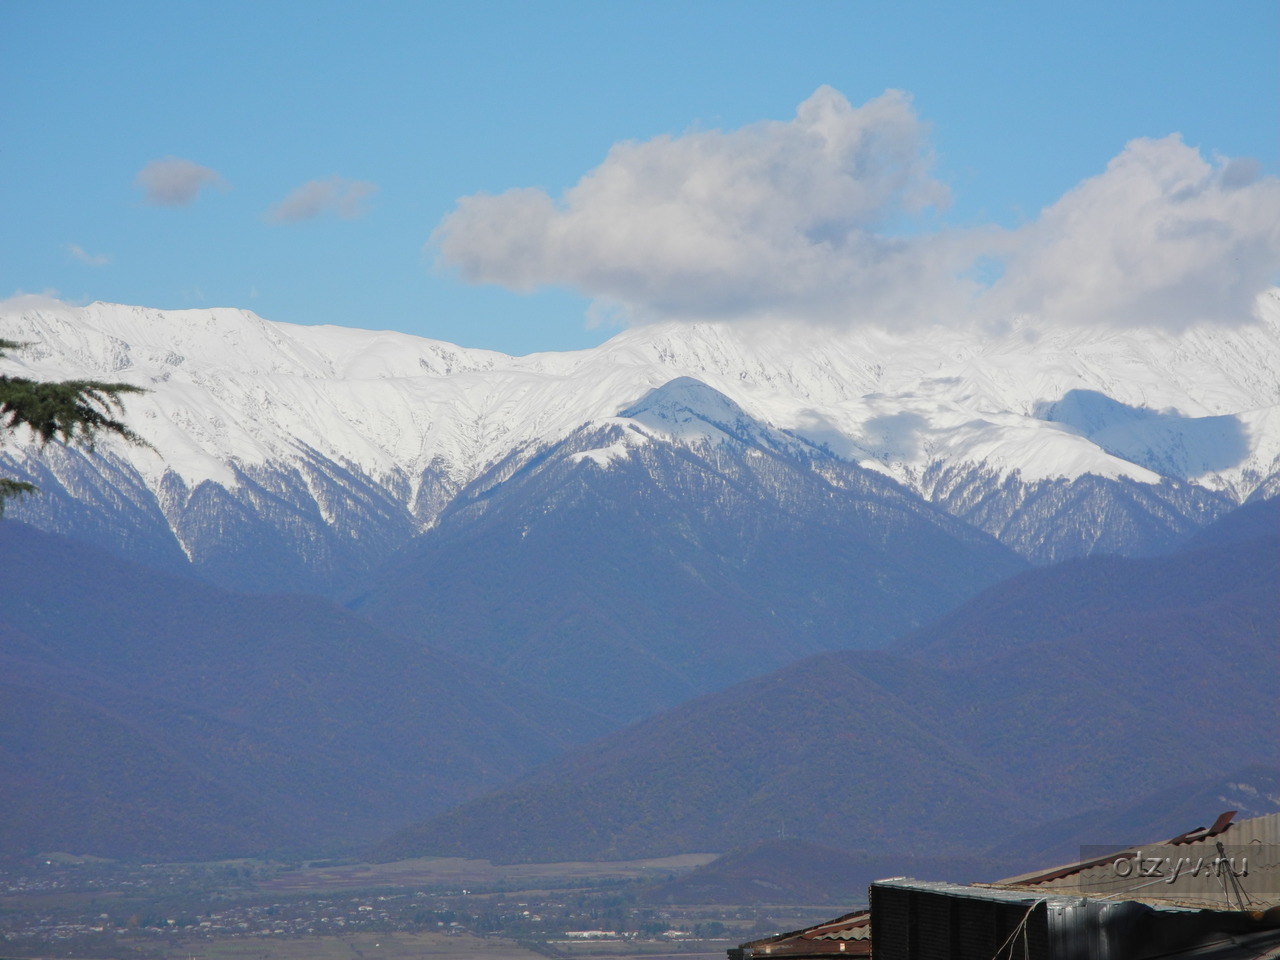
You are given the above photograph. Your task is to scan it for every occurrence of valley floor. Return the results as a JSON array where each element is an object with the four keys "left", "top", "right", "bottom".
[{"left": 0, "top": 855, "right": 829, "bottom": 960}]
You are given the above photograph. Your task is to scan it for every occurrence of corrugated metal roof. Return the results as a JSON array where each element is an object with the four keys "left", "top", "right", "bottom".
[
  {"left": 996, "top": 811, "right": 1280, "bottom": 909},
  {"left": 735, "top": 910, "right": 871, "bottom": 958},
  {"left": 805, "top": 914, "right": 871, "bottom": 941}
]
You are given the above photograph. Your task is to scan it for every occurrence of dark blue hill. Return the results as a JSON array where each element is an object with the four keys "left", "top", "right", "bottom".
[
  {"left": 0, "top": 522, "right": 609, "bottom": 861},
  {"left": 373, "top": 508, "right": 1278, "bottom": 864}
]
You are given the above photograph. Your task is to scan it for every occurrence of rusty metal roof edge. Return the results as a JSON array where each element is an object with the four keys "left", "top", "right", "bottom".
[
  {"left": 1168, "top": 810, "right": 1239, "bottom": 846},
  {"left": 804, "top": 914, "right": 872, "bottom": 940},
  {"left": 998, "top": 850, "right": 1136, "bottom": 887},
  {"left": 735, "top": 909, "right": 871, "bottom": 951}
]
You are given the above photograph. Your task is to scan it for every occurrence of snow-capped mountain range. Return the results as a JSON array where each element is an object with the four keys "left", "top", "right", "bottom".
[{"left": 1, "top": 295, "right": 1277, "bottom": 592}]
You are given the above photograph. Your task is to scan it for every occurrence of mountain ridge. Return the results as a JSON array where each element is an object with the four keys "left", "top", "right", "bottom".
[
  {"left": 2, "top": 297, "right": 1277, "bottom": 588},
  {"left": 347, "top": 384, "right": 1026, "bottom": 720}
]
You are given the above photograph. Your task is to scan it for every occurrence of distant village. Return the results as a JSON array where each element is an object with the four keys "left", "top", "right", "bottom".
[{"left": 0, "top": 856, "right": 794, "bottom": 959}]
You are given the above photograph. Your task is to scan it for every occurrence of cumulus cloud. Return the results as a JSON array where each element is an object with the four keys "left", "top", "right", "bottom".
[
  {"left": 432, "top": 87, "right": 1280, "bottom": 330},
  {"left": 985, "top": 135, "right": 1280, "bottom": 329},
  {"left": 67, "top": 243, "right": 110, "bottom": 266},
  {"left": 435, "top": 87, "right": 967, "bottom": 326},
  {"left": 264, "top": 177, "right": 378, "bottom": 224},
  {"left": 134, "top": 156, "right": 228, "bottom": 206}
]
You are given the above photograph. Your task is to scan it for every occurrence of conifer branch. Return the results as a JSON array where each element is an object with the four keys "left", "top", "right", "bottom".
[{"left": 0, "top": 339, "right": 149, "bottom": 513}]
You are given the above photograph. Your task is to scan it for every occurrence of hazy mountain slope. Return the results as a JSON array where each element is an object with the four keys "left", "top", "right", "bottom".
[
  {"left": 1169, "top": 492, "right": 1280, "bottom": 553},
  {"left": 0, "top": 522, "right": 609, "bottom": 860},
  {"left": 375, "top": 516, "right": 1278, "bottom": 863},
  {"left": 373, "top": 650, "right": 1023, "bottom": 862},
  {"left": 874, "top": 545, "right": 1277, "bottom": 807},
  {"left": 2, "top": 297, "right": 1278, "bottom": 590},
  {"left": 350, "top": 379, "right": 1025, "bottom": 720},
  {"left": 0, "top": 654, "right": 330, "bottom": 859},
  {"left": 888, "top": 511, "right": 1278, "bottom": 668}
]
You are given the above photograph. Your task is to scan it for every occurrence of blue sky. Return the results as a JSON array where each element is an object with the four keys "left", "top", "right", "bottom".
[{"left": 3, "top": 1, "right": 1277, "bottom": 354}]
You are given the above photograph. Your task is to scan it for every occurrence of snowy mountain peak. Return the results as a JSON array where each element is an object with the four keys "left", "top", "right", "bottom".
[
  {"left": 618, "top": 377, "right": 820, "bottom": 456},
  {"left": 565, "top": 377, "right": 825, "bottom": 470}
]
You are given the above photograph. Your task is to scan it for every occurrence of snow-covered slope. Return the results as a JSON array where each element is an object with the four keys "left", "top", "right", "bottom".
[{"left": 1, "top": 294, "right": 1277, "bottom": 586}]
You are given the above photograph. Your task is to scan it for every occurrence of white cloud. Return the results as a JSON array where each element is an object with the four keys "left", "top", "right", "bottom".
[
  {"left": 0, "top": 291, "right": 66, "bottom": 315},
  {"left": 435, "top": 87, "right": 966, "bottom": 326},
  {"left": 67, "top": 243, "right": 110, "bottom": 267},
  {"left": 264, "top": 177, "right": 378, "bottom": 224},
  {"left": 432, "top": 87, "right": 1280, "bottom": 330},
  {"left": 985, "top": 135, "right": 1280, "bottom": 329},
  {"left": 134, "top": 156, "right": 228, "bottom": 206}
]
